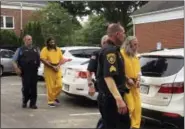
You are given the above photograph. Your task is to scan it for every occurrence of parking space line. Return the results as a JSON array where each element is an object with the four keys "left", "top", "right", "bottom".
[{"left": 70, "top": 112, "right": 100, "bottom": 116}]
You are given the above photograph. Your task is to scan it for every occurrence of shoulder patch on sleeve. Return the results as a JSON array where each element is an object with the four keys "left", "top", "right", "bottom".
[
  {"left": 106, "top": 53, "right": 116, "bottom": 64},
  {"left": 109, "top": 65, "right": 117, "bottom": 72}
]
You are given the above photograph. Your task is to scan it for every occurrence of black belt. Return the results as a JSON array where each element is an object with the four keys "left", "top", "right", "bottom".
[{"left": 99, "top": 91, "right": 126, "bottom": 97}]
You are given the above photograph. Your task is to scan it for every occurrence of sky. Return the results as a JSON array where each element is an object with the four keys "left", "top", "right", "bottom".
[{"left": 77, "top": 16, "right": 89, "bottom": 26}]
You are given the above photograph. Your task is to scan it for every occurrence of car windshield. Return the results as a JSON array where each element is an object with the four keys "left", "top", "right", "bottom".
[
  {"left": 140, "top": 55, "right": 184, "bottom": 77},
  {"left": 61, "top": 50, "right": 65, "bottom": 54}
]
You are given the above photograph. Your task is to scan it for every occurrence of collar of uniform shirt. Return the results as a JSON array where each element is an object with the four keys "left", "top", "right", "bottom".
[
  {"left": 107, "top": 39, "right": 121, "bottom": 51},
  {"left": 105, "top": 40, "right": 120, "bottom": 51}
]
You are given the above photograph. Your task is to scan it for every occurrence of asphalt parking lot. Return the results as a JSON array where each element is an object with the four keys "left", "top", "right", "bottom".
[{"left": 1, "top": 75, "right": 179, "bottom": 128}]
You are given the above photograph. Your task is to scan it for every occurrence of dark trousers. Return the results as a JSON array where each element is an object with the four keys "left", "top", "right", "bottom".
[
  {"left": 96, "top": 117, "right": 104, "bottom": 129},
  {"left": 97, "top": 93, "right": 131, "bottom": 129},
  {"left": 21, "top": 66, "right": 38, "bottom": 106}
]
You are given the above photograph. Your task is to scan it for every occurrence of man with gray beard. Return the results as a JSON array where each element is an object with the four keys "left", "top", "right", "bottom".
[{"left": 120, "top": 36, "right": 141, "bottom": 129}]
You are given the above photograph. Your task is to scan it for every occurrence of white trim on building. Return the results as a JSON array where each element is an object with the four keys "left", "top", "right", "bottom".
[
  {"left": 131, "top": 6, "right": 184, "bottom": 24},
  {"left": 1, "top": 1, "right": 45, "bottom": 11},
  {"left": 1, "top": 5, "right": 42, "bottom": 11}
]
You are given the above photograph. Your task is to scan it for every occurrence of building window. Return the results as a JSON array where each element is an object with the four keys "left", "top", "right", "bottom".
[
  {"left": 1, "top": 16, "right": 14, "bottom": 29},
  {"left": 6, "top": 17, "right": 13, "bottom": 28}
]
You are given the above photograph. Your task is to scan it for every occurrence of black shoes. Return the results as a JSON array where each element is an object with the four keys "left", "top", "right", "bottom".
[
  {"left": 55, "top": 99, "right": 60, "bottom": 104},
  {"left": 29, "top": 105, "right": 38, "bottom": 109},
  {"left": 22, "top": 103, "right": 38, "bottom": 109},
  {"left": 22, "top": 103, "right": 27, "bottom": 108},
  {"left": 48, "top": 103, "right": 56, "bottom": 107}
]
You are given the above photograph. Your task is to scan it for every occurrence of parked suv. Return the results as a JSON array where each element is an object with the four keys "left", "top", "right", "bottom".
[
  {"left": 0, "top": 49, "right": 15, "bottom": 76},
  {"left": 139, "top": 48, "right": 184, "bottom": 128}
]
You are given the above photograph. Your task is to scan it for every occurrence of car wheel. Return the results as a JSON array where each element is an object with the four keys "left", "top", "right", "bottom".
[{"left": 0, "top": 66, "right": 3, "bottom": 76}]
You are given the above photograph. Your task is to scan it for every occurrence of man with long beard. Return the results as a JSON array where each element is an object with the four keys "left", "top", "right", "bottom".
[
  {"left": 40, "top": 37, "right": 71, "bottom": 107},
  {"left": 120, "top": 36, "right": 141, "bottom": 129}
]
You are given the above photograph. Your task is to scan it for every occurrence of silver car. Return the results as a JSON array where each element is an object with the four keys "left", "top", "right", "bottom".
[{"left": 0, "top": 49, "right": 15, "bottom": 76}]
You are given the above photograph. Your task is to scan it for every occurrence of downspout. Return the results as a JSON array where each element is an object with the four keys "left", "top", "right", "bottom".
[
  {"left": 20, "top": 2, "right": 23, "bottom": 34},
  {"left": 130, "top": 16, "right": 135, "bottom": 36}
]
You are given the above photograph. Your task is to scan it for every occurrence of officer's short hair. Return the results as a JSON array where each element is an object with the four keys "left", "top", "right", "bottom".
[{"left": 107, "top": 23, "right": 123, "bottom": 36}]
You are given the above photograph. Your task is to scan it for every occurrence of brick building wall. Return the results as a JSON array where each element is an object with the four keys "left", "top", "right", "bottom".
[
  {"left": 135, "top": 18, "right": 184, "bottom": 53},
  {"left": 1, "top": 8, "right": 34, "bottom": 36}
]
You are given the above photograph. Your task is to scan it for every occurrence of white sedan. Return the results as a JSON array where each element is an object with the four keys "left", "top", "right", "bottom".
[
  {"left": 38, "top": 46, "right": 100, "bottom": 79},
  {"left": 62, "top": 62, "right": 98, "bottom": 101}
]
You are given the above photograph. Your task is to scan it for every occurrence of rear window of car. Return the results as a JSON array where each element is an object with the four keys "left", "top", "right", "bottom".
[
  {"left": 140, "top": 56, "right": 184, "bottom": 77},
  {"left": 69, "top": 49, "right": 99, "bottom": 58},
  {"left": 61, "top": 50, "right": 65, "bottom": 54}
]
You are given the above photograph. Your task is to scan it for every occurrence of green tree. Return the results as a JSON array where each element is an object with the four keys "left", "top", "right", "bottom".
[
  {"left": 60, "top": 1, "right": 148, "bottom": 35},
  {"left": 32, "top": 2, "right": 82, "bottom": 47},
  {"left": 83, "top": 15, "right": 107, "bottom": 45},
  {"left": 23, "top": 21, "right": 45, "bottom": 48},
  {"left": 73, "top": 14, "right": 107, "bottom": 46},
  {"left": 0, "top": 30, "right": 20, "bottom": 47},
  {"left": 60, "top": 1, "right": 91, "bottom": 17}
]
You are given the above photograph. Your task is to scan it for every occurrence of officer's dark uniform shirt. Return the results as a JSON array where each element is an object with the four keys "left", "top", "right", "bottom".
[
  {"left": 87, "top": 50, "right": 100, "bottom": 75},
  {"left": 97, "top": 40, "right": 126, "bottom": 95},
  {"left": 13, "top": 45, "right": 40, "bottom": 69}
]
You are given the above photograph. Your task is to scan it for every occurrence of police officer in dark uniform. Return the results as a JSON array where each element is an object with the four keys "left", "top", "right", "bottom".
[
  {"left": 87, "top": 35, "right": 108, "bottom": 129},
  {"left": 96, "top": 23, "right": 130, "bottom": 129},
  {"left": 12, "top": 35, "right": 40, "bottom": 109},
  {"left": 87, "top": 35, "right": 108, "bottom": 95}
]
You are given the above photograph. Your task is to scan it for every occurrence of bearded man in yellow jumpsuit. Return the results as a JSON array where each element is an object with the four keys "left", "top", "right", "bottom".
[
  {"left": 40, "top": 37, "right": 72, "bottom": 107},
  {"left": 120, "top": 36, "right": 141, "bottom": 129}
]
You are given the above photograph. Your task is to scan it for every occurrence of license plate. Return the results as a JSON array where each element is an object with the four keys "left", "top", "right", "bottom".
[
  {"left": 64, "top": 84, "right": 69, "bottom": 91},
  {"left": 140, "top": 85, "right": 149, "bottom": 94}
]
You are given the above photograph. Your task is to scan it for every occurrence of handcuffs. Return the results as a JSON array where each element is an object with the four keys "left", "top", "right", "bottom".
[{"left": 87, "top": 78, "right": 95, "bottom": 88}]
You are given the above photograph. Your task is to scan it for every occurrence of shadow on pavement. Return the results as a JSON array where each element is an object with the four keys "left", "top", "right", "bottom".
[
  {"left": 1, "top": 73, "right": 17, "bottom": 77},
  {"left": 61, "top": 94, "right": 98, "bottom": 108}
]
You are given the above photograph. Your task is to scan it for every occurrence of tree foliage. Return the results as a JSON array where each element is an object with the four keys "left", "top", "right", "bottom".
[
  {"left": 0, "top": 30, "right": 20, "bottom": 47},
  {"left": 31, "top": 2, "right": 82, "bottom": 47},
  {"left": 71, "top": 14, "right": 108, "bottom": 46},
  {"left": 83, "top": 15, "right": 107, "bottom": 45},
  {"left": 23, "top": 21, "right": 45, "bottom": 48},
  {"left": 60, "top": 1, "right": 91, "bottom": 17},
  {"left": 61, "top": 1, "right": 148, "bottom": 35}
]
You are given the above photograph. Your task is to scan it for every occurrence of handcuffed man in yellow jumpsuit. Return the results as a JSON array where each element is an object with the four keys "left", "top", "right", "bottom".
[
  {"left": 120, "top": 36, "right": 141, "bottom": 129},
  {"left": 40, "top": 37, "right": 71, "bottom": 107}
]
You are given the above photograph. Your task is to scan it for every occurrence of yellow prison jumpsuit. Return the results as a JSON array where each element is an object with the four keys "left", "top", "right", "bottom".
[
  {"left": 40, "top": 47, "right": 63, "bottom": 104},
  {"left": 120, "top": 49, "right": 141, "bottom": 129}
]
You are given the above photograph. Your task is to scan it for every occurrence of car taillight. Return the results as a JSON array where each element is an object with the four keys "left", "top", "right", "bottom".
[
  {"left": 77, "top": 71, "right": 87, "bottom": 79},
  {"left": 163, "top": 112, "right": 181, "bottom": 118},
  {"left": 158, "top": 82, "right": 184, "bottom": 94}
]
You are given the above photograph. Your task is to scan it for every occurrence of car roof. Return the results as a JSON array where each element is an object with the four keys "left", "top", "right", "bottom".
[
  {"left": 60, "top": 46, "right": 100, "bottom": 51},
  {"left": 0, "top": 48, "right": 12, "bottom": 51},
  {"left": 140, "top": 48, "right": 184, "bottom": 57}
]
